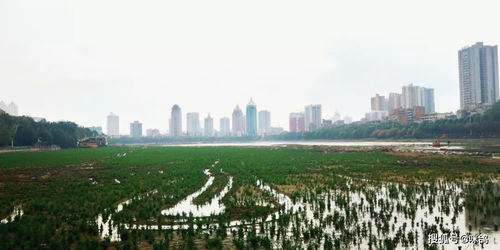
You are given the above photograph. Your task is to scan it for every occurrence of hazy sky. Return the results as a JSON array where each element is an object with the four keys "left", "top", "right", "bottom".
[{"left": 1, "top": 0, "right": 500, "bottom": 134}]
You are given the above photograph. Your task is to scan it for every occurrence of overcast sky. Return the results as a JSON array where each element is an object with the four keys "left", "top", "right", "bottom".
[{"left": 1, "top": 0, "right": 499, "bottom": 134}]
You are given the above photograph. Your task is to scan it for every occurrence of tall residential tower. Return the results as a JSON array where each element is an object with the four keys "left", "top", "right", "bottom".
[
  {"left": 258, "top": 110, "right": 271, "bottom": 135},
  {"left": 304, "top": 104, "right": 322, "bottom": 131},
  {"left": 170, "top": 105, "right": 182, "bottom": 136},
  {"left": 458, "top": 42, "right": 499, "bottom": 109},
  {"left": 204, "top": 114, "right": 214, "bottom": 136},
  {"left": 231, "top": 105, "right": 245, "bottom": 136},
  {"left": 130, "top": 121, "right": 143, "bottom": 137},
  {"left": 219, "top": 117, "right": 230, "bottom": 137},
  {"left": 186, "top": 112, "right": 201, "bottom": 136},
  {"left": 107, "top": 113, "right": 120, "bottom": 136}
]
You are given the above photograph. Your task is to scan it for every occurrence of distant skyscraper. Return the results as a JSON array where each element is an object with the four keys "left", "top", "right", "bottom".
[
  {"left": 387, "top": 93, "right": 402, "bottom": 112},
  {"left": 304, "top": 104, "right": 322, "bottom": 131},
  {"left": 370, "top": 94, "right": 387, "bottom": 111},
  {"left": 0, "top": 101, "right": 19, "bottom": 116},
  {"left": 402, "top": 84, "right": 435, "bottom": 113},
  {"left": 231, "top": 105, "right": 245, "bottom": 136},
  {"left": 219, "top": 117, "right": 230, "bottom": 137},
  {"left": 289, "top": 112, "right": 305, "bottom": 132},
  {"left": 258, "top": 110, "right": 271, "bottom": 135},
  {"left": 107, "top": 113, "right": 120, "bottom": 136},
  {"left": 402, "top": 84, "right": 421, "bottom": 109},
  {"left": 130, "top": 121, "right": 142, "bottom": 137},
  {"left": 186, "top": 112, "right": 201, "bottom": 136},
  {"left": 421, "top": 88, "right": 435, "bottom": 113},
  {"left": 459, "top": 42, "right": 499, "bottom": 109},
  {"left": 204, "top": 114, "right": 214, "bottom": 136},
  {"left": 245, "top": 99, "right": 257, "bottom": 136},
  {"left": 170, "top": 104, "right": 182, "bottom": 136}
]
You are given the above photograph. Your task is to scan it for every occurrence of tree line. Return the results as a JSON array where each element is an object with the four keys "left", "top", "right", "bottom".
[
  {"left": 274, "top": 101, "right": 500, "bottom": 140},
  {"left": 0, "top": 111, "right": 96, "bottom": 148}
]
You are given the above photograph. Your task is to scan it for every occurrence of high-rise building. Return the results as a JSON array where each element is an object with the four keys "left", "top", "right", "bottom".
[
  {"left": 170, "top": 104, "right": 182, "bottom": 136},
  {"left": 370, "top": 94, "right": 387, "bottom": 111},
  {"left": 0, "top": 101, "right": 19, "bottom": 116},
  {"left": 289, "top": 112, "right": 305, "bottom": 132},
  {"left": 130, "top": 121, "right": 142, "bottom": 137},
  {"left": 231, "top": 105, "right": 245, "bottom": 136},
  {"left": 186, "top": 112, "right": 201, "bottom": 136},
  {"left": 304, "top": 104, "right": 322, "bottom": 131},
  {"left": 421, "top": 88, "right": 435, "bottom": 113},
  {"left": 402, "top": 84, "right": 421, "bottom": 109},
  {"left": 204, "top": 114, "right": 214, "bottom": 136},
  {"left": 402, "top": 84, "right": 435, "bottom": 113},
  {"left": 258, "top": 110, "right": 271, "bottom": 135},
  {"left": 219, "top": 117, "right": 230, "bottom": 137},
  {"left": 459, "top": 42, "right": 499, "bottom": 109},
  {"left": 7, "top": 102, "right": 18, "bottom": 116},
  {"left": 107, "top": 113, "right": 120, "bottom": 136},
  {"left": 387, "top": 93, "right": 402, "bottom": 112},
  {"left": 245, "top": 99, "right": 257, "bottom": 136}
]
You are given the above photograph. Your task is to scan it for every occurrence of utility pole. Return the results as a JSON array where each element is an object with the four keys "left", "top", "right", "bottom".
[{"left": 11, "top": 124, "right": 18, "bottom": 149}]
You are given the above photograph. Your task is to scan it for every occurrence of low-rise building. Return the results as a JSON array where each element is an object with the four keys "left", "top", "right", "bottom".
[
  {"left": 389, "top": 106, "right": 425, "bottom": 125},
  {"left": 420, "top": 112, "right": 456, "bottom": 122},
  {"left": 146, "top": 129, "right": 161, "bottom": 137}
]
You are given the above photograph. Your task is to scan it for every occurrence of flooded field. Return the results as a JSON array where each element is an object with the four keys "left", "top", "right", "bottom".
[
  {"left": 0, "top": 146, "right": 499, "bottom": 249},
  {"left": 89, "top": 173, "right": 499, "bottom": 249}
]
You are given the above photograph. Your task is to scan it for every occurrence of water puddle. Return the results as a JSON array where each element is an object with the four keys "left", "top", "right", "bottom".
[
  {"left": 0, "top": 205, "right": 23, "bottom": 224},
  {"left": 95, "top": 160, "right": 299, "bottom": 241},
  {"left": 160, "top": 169, "right": 233, "bottom": 217}
]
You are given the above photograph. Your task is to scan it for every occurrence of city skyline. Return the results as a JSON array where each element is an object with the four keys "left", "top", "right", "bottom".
[{"left": 2, "top": 1, "right": 500, "bottom": 133}]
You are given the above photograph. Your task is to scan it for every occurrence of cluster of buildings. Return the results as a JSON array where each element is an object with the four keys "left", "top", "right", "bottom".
[
  {"left": 362, "top": 42, "right": 498, "bottom": 124},
  {"left": 106, "top": 99, "right": 283, "bottom": 137},
  {"left": 289, "top": 105, "right": 320, "bottom": 132},
  {"left": 288, "top": 106, "right": 352, "bottom": 133},
  {"left": 0, "top": 101, "right": 18, "bottom": 116},
  {"left": 458, "top": 42, "right": 499, "bottom": 117},
  {"left": 364, "top": 84, "right": 438, "bottom": 124}
]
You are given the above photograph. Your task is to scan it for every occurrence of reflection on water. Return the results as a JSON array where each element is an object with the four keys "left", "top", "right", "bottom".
[
  {"left": 161, "top": 169, "right": 233, "bottom": 217},
  {"left": 99, "top": 177, "right": 500, "bottom": 249},
  {"left": 465, "top": 182, "right": 500, "bottom": 232},
  {"left": 163, "top": 140, "right": 432, "bottom": 147},
  {"left": 0, "top": 205, "right": 23, "bottom": 224},
  {"left": 249, "top": 179, "right": 500, "bottom": 249}
]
